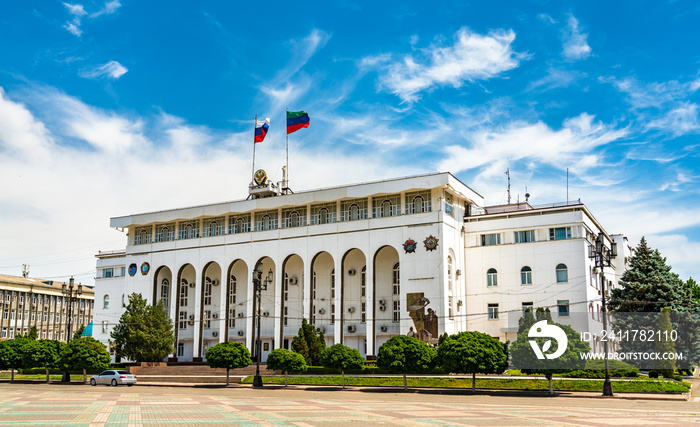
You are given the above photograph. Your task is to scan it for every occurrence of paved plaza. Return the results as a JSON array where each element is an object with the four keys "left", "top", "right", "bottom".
[{"left": 1, "top": 383, "right": 700, "bottom": 426}]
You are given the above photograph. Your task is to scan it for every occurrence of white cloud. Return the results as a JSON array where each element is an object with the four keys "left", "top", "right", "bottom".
[
  {"left": 63, "top": 3, "right": 87, "bottom": 17},
  {"left": 0, "top": 88, "right": 54, "bottom": 159},
  {"left": 537, "top": 13, "right": 558, "bottom": 24},
  {"left": 646, "top": 102, "right": 700, "bottom": 136},
  {"left": 91, "top": 0, "right": 121, "bottom": 17},
  {"left": 645, "top": 234, "right": 700, "bottom": 281},
  {"left": 374, "top": 27, "right": 524, "bottom": 103},
  {"left": 562, "top": 15, "right": 591, "bottom": 61},
  {"left": 79, "top": 60, "right": 129, "bottom": 79},
  {"left": 527, "top": 67, "right": 585, "bottom": 91},
  {"left": 438, "top": 113, "right": 627, "bottom": 176},
  {"left": 62, "top": 1, "right": 121, "bottom": 36}
]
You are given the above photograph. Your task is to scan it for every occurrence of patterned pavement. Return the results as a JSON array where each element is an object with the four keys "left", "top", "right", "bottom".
[{"left": 0, "top": 383, "right": 699, "bottom": 426}]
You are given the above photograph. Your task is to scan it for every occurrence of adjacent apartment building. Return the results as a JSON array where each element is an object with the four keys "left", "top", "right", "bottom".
[
  {"left": 0, "top": 275, "right": 94, "bottom": 341},
  {"left": 94, "top": 172, "right": 629, "bottom": 362}
]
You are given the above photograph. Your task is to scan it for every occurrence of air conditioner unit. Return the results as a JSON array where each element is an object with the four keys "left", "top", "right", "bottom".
[
  {"left": 212, "top": 331, "right": 218, "bottom": 337},
  {"left": 317, "top": 327, "right": 326, "bottom": 333},
  {"left": 379, "top": 299, "right": 386, "bottom": 306},
  {"left": 380, "top": 325, "right": 388, "bottom": 332},
  {"left": 263, "top": 311, "right": 270, "bottom": 317},
  {"left": 455, "top": 269, "right": 462, "bottom": 276},
  {"left": 318, "top": 308, "right": 326, "bottom": 314},
  {"left": 379, "top": 305, "right": 386, "bottom": 311},
  {"left": 212, "top": 279, "right": 220, "bottom": 286},
  {"left": 189, "top": 282, "right": 195, "bottom": 288},
  {"left": 347, "top": 325, "right": 356, "bottom": 333},
  {"left": 237, "top": 312, "right": 245, "bottom": 318},
  {"left": 188, "top": 320, "right": 194, "bottom": 325},
  {"left": 212, "top": 313, "right": 218, "bottom": 319},
  {"left": 189, "top": 314, "right": 195, "bottom": 320},
  {"left": 348, "top": 306, "right": 355, "bottom": 313},
  {"left": 348, "top": 268, "right": 356, "bottom": 276},
  {"left": 289, "top": 276, "right": 299, "bottom": 285},
  {"left": 237, "top": 330, "right": 244, "bottom": 336}
]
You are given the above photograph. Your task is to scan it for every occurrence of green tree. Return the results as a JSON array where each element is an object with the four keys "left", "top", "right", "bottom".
[
  {"left": 60, "top": 337, "right": 111, "bottom": 383},
  {"left": 205, "top": 342, "right": 252, "bottom": 385},
  {"left": 655, "top": 307, "right": 676, "bottom": 378},
  {"left": 72, "top": 325, "right": 86, "bottom": 342},
  {"left": 265, "top": 348, "right": 308, "bottom": 386},
  {"left": 377, "top": 335, "right": 436, "bottom": 390},
  {"left": 609, "top": 238, "right": 700, "bottom": 367},
  {"left": 291, "top": 319, "right": 326, "bottom": 366},
  {"left": 22, "top": 339, "right": 65, "bottom": 382},
  {"left": 320, "top": 344, "right": 364, "bottom": 389},
  {"left": 0, "top": 338, "right": 28, "bottom": 381},
  {"left": 437, "top": 331, "right": 508, "bottom": 391},
  {"left": 688, "top": 277, "right": 700, "bottom": 302},
  {"left": 510, "top": 308, "right": 590, "bottom": 394},
  {"left": 110, "top": 293, "right": 175, "bottom": 362}
]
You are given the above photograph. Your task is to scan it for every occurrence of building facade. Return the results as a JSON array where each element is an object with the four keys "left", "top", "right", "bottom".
[
  {"left": 0, "top": 275, "right": 94, "bottom": 341},
  {"left": 94, "top": 172, "right": 628, "bottom": 362}
]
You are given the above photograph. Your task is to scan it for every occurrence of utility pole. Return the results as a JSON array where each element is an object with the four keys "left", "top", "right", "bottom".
[
  {"left": 61, "top": 277, "right": 82, "bottom": 382},
  {"left": 588, "top": 232, "right": 617, "bottom": 396},
  {"left": 505, "top": 168, "right": 511, "bottom": 204}
]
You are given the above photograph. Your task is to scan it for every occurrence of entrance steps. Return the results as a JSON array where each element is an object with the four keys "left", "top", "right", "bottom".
[{"left": 131, "top": 363, "right": 278, "bottom": 384}]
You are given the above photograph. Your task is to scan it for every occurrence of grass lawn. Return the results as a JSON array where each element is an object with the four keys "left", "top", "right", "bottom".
[
  {"left": 0, "top": 374, "right": 89, "bottom": 381},
  {"left": 241, "top": 375, "right": 690, "bottom": 393}
]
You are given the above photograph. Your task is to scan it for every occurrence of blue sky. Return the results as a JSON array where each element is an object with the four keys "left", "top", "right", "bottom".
[{"left": 1, "top": 1, "right": 698, "bottom": 284}]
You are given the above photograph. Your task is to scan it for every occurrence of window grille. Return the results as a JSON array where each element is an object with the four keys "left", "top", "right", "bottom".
[
  {"left": 203, "top": 216, "right": 225, "bottom": 237},
  {"left": 282, "top": 206, "right": 307, "bottom": 228},
  {"left": 392, "top": 300, "right": 400, "bottom": 322},
  {"left": 340, "top": 198, "right": 368, "bottom": 221},
  {"left": 178, "top": 220, "right": 200, "bottom": 240},
  {"left": 405, "top": 190, "right": 432, "bottom": 214},
  {"left": 254, "top": 210, "right": 278, "bottom": 231},
  {"left": 155, "top": 223, "right": 176, "bottom": 242},
  {"left": 372, "top": 194, "right": 401, "bottom": 218},
  {"left": 228, "top": 214, "right": 251, "bottom": 234},
  {"left": 310, "top": 203, "right": 337, "bottom": 225},
  {"left": 134, "top": 226, "right": 152, "bottom": 245}
]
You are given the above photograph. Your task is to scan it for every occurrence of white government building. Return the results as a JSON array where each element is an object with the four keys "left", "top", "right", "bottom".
[{"left": 94, "top": 171, "right": 630, "bottom": 362}]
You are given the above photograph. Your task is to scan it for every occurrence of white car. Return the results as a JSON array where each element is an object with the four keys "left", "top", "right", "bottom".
[{"left": 89, "top": 370, "right": 137, "bottom": 386}]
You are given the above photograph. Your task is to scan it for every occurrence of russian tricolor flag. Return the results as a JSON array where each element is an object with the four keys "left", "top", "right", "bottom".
[
  {"left": 287, "top": 111, "right": 310, "bottom": 134},
  {"left": 255, "top": 118, "right": 270, "bottom": 143}
]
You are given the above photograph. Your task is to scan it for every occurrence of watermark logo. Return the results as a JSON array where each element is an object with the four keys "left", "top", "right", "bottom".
[{"left": 528, "top": 320, "right": 568, "bottom": 360}]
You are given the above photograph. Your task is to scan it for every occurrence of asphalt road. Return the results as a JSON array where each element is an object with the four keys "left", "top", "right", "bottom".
[{"left": 1, "top": 382, "right": 700, "bottom": 426}]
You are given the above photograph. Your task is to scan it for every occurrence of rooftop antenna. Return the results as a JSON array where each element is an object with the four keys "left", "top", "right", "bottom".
[
  {"left": 505, "top": 168, "right": 511, "bottom": 204},
  {"left": 566, "top": 167, "right": 569, "bottom": 203},
  {"left": 22, "top": 264, "right": 29, "bottom": 278},
  {"left": 525, "top": 186, "right": 530, "bottom": 203}
]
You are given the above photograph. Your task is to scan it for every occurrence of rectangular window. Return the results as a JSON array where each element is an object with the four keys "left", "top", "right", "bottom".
[
  {"left": 101, "top": 320, "right": 109, "bottom": 333},
  {"left": 284, "top": 306, "right": 288, "bottom": 326},
  {"left": 179, "top": 311, "right": 187, "bottom": 329},
  {"left": 2, "top": 309, "right": 7, "bottom": 319},
  {"left": 392, "top": 300, "right": 400, "bottom": 322},
  {"left": 204, "top": 282, "right": 212, "bottom": 306},
  {"left": 488, "top": 303, "right": 499, "bottom": 320},
  {"left": 557, "top": 300, "right": 570, "bottom": 317},
  {"left": 331, "top": 304, "right": 335, "bottom": 324},
  {"left": 361, "top": 302, "right": 366, "bottom": 323},
  {"left": 202, "top": 216, "right": 226, "bottom": 237},
  {"left": 180, "top": 282, "right": 188, "bottom": 306},
  {"left": 550, "top": 227, "right": 572, "bottom": 241},
  {"left": 481, "top": 233, "right": 501, "bottom": 246},
  {"left": 204, "top": 310, "right": 211, "bottom": 329},
  {"left": 522, "top": 302, "right": 533, "bottom": 315},
  {"left": 514, "top": 230, "right": 535, "bottom": 243},
  {"left": 448, "top": 296, "right": 454, "bottom": 320},
  {"left": 1, "top": 328, "right": 6, "bottom": 338},
  {"left": 228, "top": 308, "right": 235, "bottom": 328},
  {"left": 103, "top": 268, "right": 114, "bottom": 278},
  {"left": 178, "top": 220, "right": 200, "bottom": 240}
]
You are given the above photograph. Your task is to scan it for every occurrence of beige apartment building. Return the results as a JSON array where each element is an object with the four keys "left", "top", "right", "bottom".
[{"left": 0, "top": 274, "right": 94, "bottom": 341}]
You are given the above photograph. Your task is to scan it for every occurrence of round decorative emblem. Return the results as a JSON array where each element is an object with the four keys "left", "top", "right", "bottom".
[
  {"left": 403, "top": 238, "right": 417, "bottom": 253},
  {"left": 128, "top": 263, "right": 137, "bottom": 276},
  {"left": 423, "top": 235, "right": 439, "bottom": 251},
  {"left": 254, "top": 169, "right": 267, "bottom": 185},
  {"left": 140, "top": 262, "right": 150, "bottom": 275}
]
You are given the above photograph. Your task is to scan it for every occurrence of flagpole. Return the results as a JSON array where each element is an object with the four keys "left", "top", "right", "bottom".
[
  {"left": 252, "top": 114, "right": 257, "bottom": 184},
  {"left": 285, "top": 108, "right": 289, "bottom": 193}
]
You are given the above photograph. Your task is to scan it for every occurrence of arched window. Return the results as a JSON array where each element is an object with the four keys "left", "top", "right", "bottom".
[
  {"left": 209, "top": 221, "right": 218, "bottom": 236},
  {"left": 382, "top": 200, "right": 392, "bottom": 217},
  {"left": 413, "top": 196, "right": 424, "bottom": 213},
  {"left": 447, "top": 257, "right": 453, "bottom": 291},
  {"left": 319, "top": 208, "right": 328, "bottom": 224},
  {"left": 350, "top": 204, "right": 359, "bottom": 221},
  {"left": 556, "top": 263, "right": 568, "bottom": 283},
  {"left": 290, "top": 211, "right": 299, "bottom": 228},
  {"left": 140, "top": 229, "right": 148, "bottom": 243},
  {"left": 487, "top": 268, "right": 498, "bottom": 287},
  {"left": 103, "top": 295, "right": 110, "bottom": 309},
  {"left": 361, "top": 266, "right": 366, "bottom": 297},
  {"left": 185, "top": 224, "right": 193, "bottom": 239},
  {"left": 160, "top": 279, "right": 169, "bottom": 307},
  {"left": 161, "top": 226, "right": 170, "bottom": 242},
  {"left": 229, "top": 275, "right": 237, "bottom": 305},
  {"left": 236, "top": 218, "right": 245, "bottom": 233},
  {"left": 262, "top": 215, "right": 271, "bottom": 230},
  {"left": 521, "top": 266, "right": 532, "bottom": 285},
  {"left": 393, "top": 263, "right": 400, "bottom": 295}
]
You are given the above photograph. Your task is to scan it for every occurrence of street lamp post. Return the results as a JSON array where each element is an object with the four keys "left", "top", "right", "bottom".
[
  {"left": 588, "top": 232, "right": 617, "bottom": 396},
  {"left": 252, "top": 266, "right": 273, "bottom": 388},
  {"left": 61, "top": 277, "right": 82, "bottom": 382}
]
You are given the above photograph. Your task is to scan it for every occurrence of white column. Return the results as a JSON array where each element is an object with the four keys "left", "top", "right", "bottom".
[
  {"left": 217, "top": 272, "right": 226, "bottom": 344},
  {"left": 366, "top": 257, "right": 375, "bottom": 356},
  {"left": 334, "top": 256, "right": 343, "bottom": 345},
  {"left": 192, "top": 274, "right": 202, "bottom": 359},
  {"left": 274, "top": 262, "right": 283, "bottom": 350}
]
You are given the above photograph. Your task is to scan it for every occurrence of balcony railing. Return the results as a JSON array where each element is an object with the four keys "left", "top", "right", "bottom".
[{"left": 468, "top": 200, "right": 583, "bottom": 216}]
